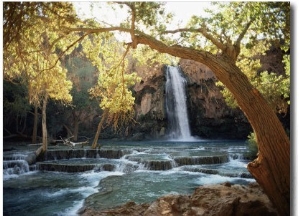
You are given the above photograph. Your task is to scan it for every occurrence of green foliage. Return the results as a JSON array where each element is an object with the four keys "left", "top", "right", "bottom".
[
  {"left": 185, "top": 2, "right": 289, "bottom": 50},
  {"left": 215, "top": 82, "right": 238, "bottom": 109},
  {"left": 3, "top": 1, "right": 290, "bottom": 139},
  {"left": 3, "top": 81, "right": 31, "bottom": 134},
  {"left": 3, "top": 80, "right": 30, "bottom": 117},
  {"left": 246, "top": 132, "right": 258, "bottom": 159},
  {"left": 207, "top": 2, "right": 290, "bottom": 114},
  {"left": 117, "top": 2, "right": 173, "bottom": 36},
  {"left": 253, "top": 70, "right": 290, "bottom": 114},
  {"left": 64, "top": 54, "right": 98, "bottom": 108},
  {"left": 3, "top": 2, "right": 78, "bottom": 107},
  {"left": 3, "top": 2, "right": 78, "bottom": 50},
  {"left": 218, "top": 42, "right": 290, "bottom": 114},
  {"left": 82, "top": 35, "right": 141, "bottom": 131},
  {"left": 3, "top": 2, "right": 81, "bottom": 149},
  {"left": 131, "top": 46, "right": 175, "bottom": 67}
]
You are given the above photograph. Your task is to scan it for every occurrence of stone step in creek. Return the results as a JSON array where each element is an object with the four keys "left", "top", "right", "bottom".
[
  {"left": 40, "top": 149, "right": 131, "bottom": 161},
  {"left": 34, "top": 150, "right": 232, "bottom": 173},
  {"left": 37, "top": 162, "right": 96, "bottom": 173},
  {"left": 174, "top": 155, "right": 229, "bottom": 166}
]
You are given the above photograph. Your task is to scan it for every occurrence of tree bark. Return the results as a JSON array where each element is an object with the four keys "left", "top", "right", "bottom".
[
  {"left": 133, "top": 36, "right": 290, "bottom": 216},
  {"left": 42, "top": 94, "right": 48, "bottom": 152},
  {"left": 32, "top": 104, "right": 38, "bottom": 144},
  {"left": 73, "top": 114, "right": 80, "bottom": 141},
  {"left": 92, "top": 110, "right": 108, "bottom": 149},
  {"left": 63, "top": 124, "right": 73, "bottom": 138}
]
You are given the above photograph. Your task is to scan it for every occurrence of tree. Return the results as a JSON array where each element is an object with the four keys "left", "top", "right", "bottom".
[
  {"left": 3, "top": 2, "right": 78, "bottom": 151},
  {"left": 62, "top": 49, "right": 100, "bottom": 141},
  {"left": 217, "top": 40, "right": 290, "bottom": 118},
  {"left": 3, "top": 80, "right": 31, "bottom": 138},
  {"left": 81, "top": 34, "right": 141, "bottom": 148},
  {"left": 3, "top": 2, "right": 290, "bottom": 214},
  {"left": 65, "top": 2, "right": 290, "bottom": 214}
]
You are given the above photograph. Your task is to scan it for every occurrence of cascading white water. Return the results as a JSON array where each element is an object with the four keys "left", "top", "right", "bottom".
[
  {"left": 4, "top": 141, "right": 254, "bottom": 215},
  {"left": 166, "top": 66, "right": 194, "bottom": 140}
]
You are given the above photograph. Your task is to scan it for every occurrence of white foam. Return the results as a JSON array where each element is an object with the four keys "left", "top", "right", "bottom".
[
  {"left": 44, "top": 171, "right": 124, "bottom": 215},
  {"left": 80, "top": 170, "right": 124, "bottom": 187},
  {"left": 224, "top": 157, "right": 248, "bottom": 168},
  {"left": 3, "top": 169, "right": 38, "bottom": 181},
  {"left": 66, "top": 171, "right": 125, "bottom": 213},
  {"left": 44, "top": 186, "right": 98, "bottom": 198},
  {"left": 196, "top": 174, "right": 255, "bottom": 185}
]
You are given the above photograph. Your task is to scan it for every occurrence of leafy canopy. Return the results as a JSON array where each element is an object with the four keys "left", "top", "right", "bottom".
[
  {"left": 186, "top": 2, "right": 291, "bottom": 113},
  {"left": 3, "top": 2, "right": 79, "bottom": 106},
  {"left": 82, "top": 34, "right": 141, "bottom": 130},
  {"left": 3, "top": 1, "right": 290, "bottom": 129}
]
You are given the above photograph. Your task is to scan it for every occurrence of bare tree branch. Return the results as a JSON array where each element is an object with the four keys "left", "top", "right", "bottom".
[{"left": 235, "top": 17, "right": 255, "bottom": 47}]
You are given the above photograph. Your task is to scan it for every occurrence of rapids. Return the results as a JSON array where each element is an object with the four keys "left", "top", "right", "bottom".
[{"left": 3, "top": 140, "right": 255, "bottom": 215}]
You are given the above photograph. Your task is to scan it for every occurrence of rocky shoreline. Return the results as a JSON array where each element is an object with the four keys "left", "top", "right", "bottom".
[{"left": 78, "top": 182, "right": 278, "bottom": 216}]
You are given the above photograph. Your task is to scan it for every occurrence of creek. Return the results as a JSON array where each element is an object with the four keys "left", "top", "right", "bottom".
[{"left": 3, "top": 140, "right": 255, "bottom": 216}]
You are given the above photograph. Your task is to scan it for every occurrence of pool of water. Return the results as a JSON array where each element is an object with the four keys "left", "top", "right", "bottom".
[{"left": 3, "top": 140, "right": 255, "bottom": 216}]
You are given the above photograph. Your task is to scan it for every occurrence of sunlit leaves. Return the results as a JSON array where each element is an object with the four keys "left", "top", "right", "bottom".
[
  {"left": 215, "top": 82, "right": 238, "bottom": 109},
  {"left": 117, "top": 2, "right": 173, "bottom": 37},
  {"left": 183, "top": 2, "right": 289, "bottom": 56},
  {"left": 83, "top": 34, "right": 141, "bottom": 130},
  {"left": 253, "top": 71, "right": 289, "bottom": 114},
  {"left": 192, "top": 2, "right": 291, "bottom": 115},
  {"left": 27, "top": 54, "right": 73, "bottom": 106},
  {"left": 3, "top": 2, "right": 77, "bottom": 106},
  {"left": 219, "top": 42, "right": 290, "bottom": 114},
  {"left": 131, "top": 46, "right": 174, "bottom": 67},
  {"left": 218, "top": 46, "right": 290, "bottom": 114}
]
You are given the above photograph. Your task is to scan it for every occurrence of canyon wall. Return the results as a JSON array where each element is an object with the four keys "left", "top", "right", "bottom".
[
  {"left": 179, "top": 59, "right": 251, "bottom": 139},
  {"left": 130, "top": 60, "right": 251, "bottom": 140}
]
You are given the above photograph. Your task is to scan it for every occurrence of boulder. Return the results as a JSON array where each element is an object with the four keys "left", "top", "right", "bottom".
[
  {"left": 80, "top": 182, "right": 278, "bottom": 216},
  {"left": 25, "top": 152, "right": 37, "bottom": 165}
]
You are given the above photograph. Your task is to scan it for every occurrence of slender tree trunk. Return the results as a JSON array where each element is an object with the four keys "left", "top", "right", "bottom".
[
  {"left": 16, "top": 115, "right": 19, "bottom": 134},
  {"left": 20, "top": 114, "right": 27, "bottom": 134},
  {"left": 92, "top": 110, "right": 108, "bottom": 149},
  {"left": 32, "top": 104, "right": 38, "bottom": 144},
  {"left": 42, "top": 94, "right": 48, "bottom": 152},
  {"left": 133, "top": 37, "right": 289, "bottom": 215},
  {"left": 73, "top": 115, "right": 80, "bottom": 141},
  {"left": 63, "top": 124, "right": 73, "bottom": 138}
]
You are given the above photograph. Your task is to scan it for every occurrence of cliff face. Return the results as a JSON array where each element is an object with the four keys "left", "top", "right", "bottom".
[
  {"left": 130, "top": 64, "right": 167, "bottom": 140},
  {"left": 130, "top": 60, "right": 251, "bottom": 140},
  {"left": 179, "top": 59, "right": 251, "bottom": 139}
]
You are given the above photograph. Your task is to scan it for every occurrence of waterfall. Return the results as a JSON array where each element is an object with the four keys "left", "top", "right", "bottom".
[{"left": 165, "top": 66, "right": 194, "bottom": 140}]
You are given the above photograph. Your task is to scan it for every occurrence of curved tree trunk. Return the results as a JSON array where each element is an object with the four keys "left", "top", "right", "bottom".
[{"left": 134, "top": 36, "right": 290, "bottom": 215}]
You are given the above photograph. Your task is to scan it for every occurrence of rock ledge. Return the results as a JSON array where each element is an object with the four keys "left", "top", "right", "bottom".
[{"left": 80, "top": 182, "right": 278, "bottom": 216}]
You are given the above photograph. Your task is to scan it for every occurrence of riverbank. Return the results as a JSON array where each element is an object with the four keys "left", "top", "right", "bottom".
[{"left": 79, "top": 181, "right": 278, "bottom": 216}]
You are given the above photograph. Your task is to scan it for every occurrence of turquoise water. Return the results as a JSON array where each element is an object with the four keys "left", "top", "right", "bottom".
[{"left": 3, "top": 140, "right": 255, "bottom": 216}]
